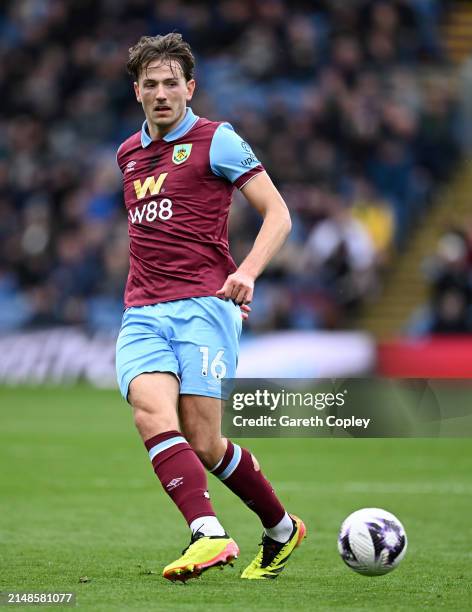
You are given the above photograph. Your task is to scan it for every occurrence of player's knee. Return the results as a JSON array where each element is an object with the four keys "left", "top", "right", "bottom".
[
  {"left": 132, "top": 405, "right": 176, "bottom": 436},
  {"left": 133, "top": 407, "right": 149, "bottom": 431},
  {"left": 189, "top": 438, "right": 224, "bottom": 470},
  {"left": 190, "top": 443, "right": 213, "bottom": 468},
  {"left": 133, "top": 407, "right": 156, "bottom": 435}
]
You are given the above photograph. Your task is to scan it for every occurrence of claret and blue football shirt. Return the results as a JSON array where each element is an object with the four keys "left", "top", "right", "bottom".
[{"left": 116, "top": 107, "right": 265, "bottom": 307}]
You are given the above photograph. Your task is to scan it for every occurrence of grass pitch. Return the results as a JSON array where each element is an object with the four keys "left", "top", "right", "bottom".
[{"left": 0, "top": 385, "right": 471, "bottom": 611}]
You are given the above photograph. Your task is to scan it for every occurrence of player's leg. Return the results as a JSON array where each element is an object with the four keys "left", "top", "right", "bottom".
[
  {"left": 179, "top": 394, "right": 290, "bottom": 531},
  {"left": 175, "top": 296, "right": 305, "bottom": 579},
  {"left": 180, "top": 395, "right": 293, "bottom": 533},
  {"left": 175, "top": 295, "right": 292, "bottom": 536},
  {"left": 130, "top": 371, "right": 179, "bottom": 437},
  {"left": 116, "top": 305, "right": 238, "bottom": 581},
  {"left": 129, "top": 373, "right": 239, "bottom": 581},
  {"left": 180, "top": 395, "right": 305, "bottom": 579},
  {"left": 129, "top": 372, "right": 219, "bottom": 531}
]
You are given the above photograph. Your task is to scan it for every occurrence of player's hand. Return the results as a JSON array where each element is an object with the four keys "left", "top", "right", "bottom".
[
  {"left": 240, "top": 303, "right": 251, "bottom": 320},
  {"left": 216, "top": 270, "right": 255, "bottom": 305}
]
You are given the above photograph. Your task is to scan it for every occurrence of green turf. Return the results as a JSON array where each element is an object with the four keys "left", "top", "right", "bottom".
[{"left": 1, "top": 385, "right": 471, "bottom": 611}]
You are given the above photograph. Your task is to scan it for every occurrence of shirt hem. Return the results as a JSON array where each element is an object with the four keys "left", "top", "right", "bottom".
[{"left": 124, "top": 291, "right": 225, "bottom": 309}]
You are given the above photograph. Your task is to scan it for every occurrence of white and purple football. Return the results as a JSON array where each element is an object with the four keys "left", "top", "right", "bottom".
[{"left": 338, "top": 508, "right": 407, "bottom": 576}]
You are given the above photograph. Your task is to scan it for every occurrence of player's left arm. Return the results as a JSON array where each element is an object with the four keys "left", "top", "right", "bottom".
[{"left": 216, "top": 172, "right": 291, "bottom": 305}]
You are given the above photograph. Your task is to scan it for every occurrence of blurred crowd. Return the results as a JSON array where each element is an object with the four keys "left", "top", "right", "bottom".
[
  {"left": 408, "top": 223, "right": 472, "bottom": 335},
  {"left": 0, "top": 0, "right": 462, "bottom": 334}
]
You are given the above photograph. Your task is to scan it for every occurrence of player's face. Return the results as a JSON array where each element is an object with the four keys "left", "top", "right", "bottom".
[{"left": 134, "top": 60, "right": 195, "bottom": 137}]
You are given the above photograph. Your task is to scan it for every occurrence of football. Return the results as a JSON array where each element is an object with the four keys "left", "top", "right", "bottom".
[{"left": 338, "top": 508, "right": 407, "bottom": 576}]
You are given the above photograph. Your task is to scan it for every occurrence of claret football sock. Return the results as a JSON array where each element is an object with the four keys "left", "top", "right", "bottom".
[
  {"left": 189, "top": 515, "right": 226, "bottom": 537},
  {"left": 210, "top": 440, "right": 286, "bottom": 529},
  {"left": 145, "top": 431, "right": 217, "bottom": 526}
]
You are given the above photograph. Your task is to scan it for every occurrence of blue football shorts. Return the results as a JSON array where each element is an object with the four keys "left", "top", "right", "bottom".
[{"left": 115, "top": 296, "right": 242, "bottom": 402}]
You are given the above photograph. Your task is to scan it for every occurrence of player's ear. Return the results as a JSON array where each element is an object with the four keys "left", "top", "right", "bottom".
[
  {"left": 134, "top": 81, "right": 142, "bottom": 103},
  {"left": 186, "top": 79, "right": 196, "bottom": 101}
]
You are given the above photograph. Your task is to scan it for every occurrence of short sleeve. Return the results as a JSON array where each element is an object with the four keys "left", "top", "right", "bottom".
[
  {"left": 209, "top": 123, "right": 265, "bottom": 189},
  {"left": 116, "top": 142, "right": 125, "bottom": 173}
]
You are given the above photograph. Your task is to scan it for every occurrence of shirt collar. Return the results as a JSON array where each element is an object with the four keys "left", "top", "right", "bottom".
[{"left": 140, "top": 107, "right": 199, "bottom": 148}]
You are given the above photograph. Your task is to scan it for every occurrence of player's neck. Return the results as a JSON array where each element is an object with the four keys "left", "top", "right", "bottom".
[{"left": 145, "top": 108, "right": 187, "bottom": 141}]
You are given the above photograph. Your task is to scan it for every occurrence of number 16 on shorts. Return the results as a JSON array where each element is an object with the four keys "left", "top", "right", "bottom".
[{"left": 199, "top": 347, "right": 227, "bottom": 379}]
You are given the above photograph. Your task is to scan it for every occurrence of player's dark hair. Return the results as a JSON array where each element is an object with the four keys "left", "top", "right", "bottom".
[{"left": 127, "top": 33, "right": 195, "bottom": 81}]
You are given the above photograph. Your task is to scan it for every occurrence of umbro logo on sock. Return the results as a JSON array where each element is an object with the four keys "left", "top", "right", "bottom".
[{"left": 166, "top": 477, "right": 184, "bottom": 491}]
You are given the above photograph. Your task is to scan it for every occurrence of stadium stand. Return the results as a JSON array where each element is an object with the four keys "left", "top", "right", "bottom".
[{"left": 0, "top": 0, "right": 464, "bottom": 334}]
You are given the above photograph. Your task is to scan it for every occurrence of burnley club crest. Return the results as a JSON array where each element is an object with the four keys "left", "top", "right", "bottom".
[{"left": 172, "top": 143, "right": 192, "bottom": 165}]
